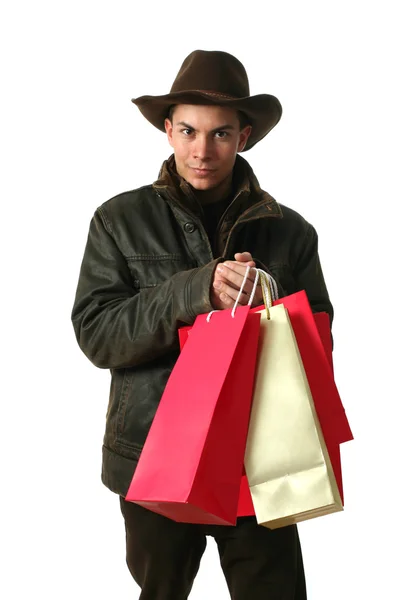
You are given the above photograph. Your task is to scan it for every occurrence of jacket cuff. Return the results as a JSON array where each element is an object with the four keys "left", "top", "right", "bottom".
[{"left": 183, "top": 258, "right": 222, "bottom": 321}]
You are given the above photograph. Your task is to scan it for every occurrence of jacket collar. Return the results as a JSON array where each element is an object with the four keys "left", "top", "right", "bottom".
[{"left": 153, "top": 154, "right": 282, "bottom": 222}]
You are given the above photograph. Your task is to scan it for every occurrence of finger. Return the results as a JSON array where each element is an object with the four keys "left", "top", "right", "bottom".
[
  {"left": 239, "top": 261, "right": 256, "bottom": 267},
  {"left": 235, "top": 252, "right": 256, "bottom": 267},
  {"left": 214, "top": 277, "right": 260, "bottom": 307},
  {"left": 210, "top": 288, "right": 232, "bottom": 310},
  {"left": 234, "top": 252, "right": 253, "bottom": 262},
  {"left": 220, "top": 261, "right": 255, "bottom": 279},
  {"left": 218, "top": 292, "right": 234, "bottom": 307},
  {"left": 218, "top": 262, "right": 257, "bottom": 287},
  {"left": 212, "top": 279, "right": 249, "bottom": 305},
  {"left": 211, "top": 285, "right": 235, "bottom": 309},
  {"left": 213, "top": 272, "right": 263, "bottom": 307},
  {"left": 250, "top": 286, "right": 264, "bottom": 307}
]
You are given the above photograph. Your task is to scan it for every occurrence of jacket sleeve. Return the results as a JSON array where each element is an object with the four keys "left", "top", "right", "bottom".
[
  {"left": 293, "top": 224, "right": 334, "bottom": 326},
  {"left": 71, "top": 209, "right": 218, "bottom": 369}
]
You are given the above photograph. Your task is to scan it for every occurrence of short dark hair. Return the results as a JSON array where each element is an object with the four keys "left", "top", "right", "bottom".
[
  {"left": 167, "top": 105, "right": 176, "bottom": 123},
  {"left": 167, "top": 105, "right": 250, "bottom": 130},
  {"left": 237, "top": 110, "right": 250, "bottom": 130}
]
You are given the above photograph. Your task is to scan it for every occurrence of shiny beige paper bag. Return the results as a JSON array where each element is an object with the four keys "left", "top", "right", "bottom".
[{"left": 244, "top": 302, "right": 343, "bottom": 529}]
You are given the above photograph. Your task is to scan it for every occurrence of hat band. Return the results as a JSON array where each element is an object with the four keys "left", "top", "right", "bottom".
[{"left": 175, "top": 89, "right": 238, "bottom": 100}]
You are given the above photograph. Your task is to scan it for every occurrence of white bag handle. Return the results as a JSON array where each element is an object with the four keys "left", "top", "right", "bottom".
[{"left": 231, "top": 265, "right": 255, "bottom": 317}]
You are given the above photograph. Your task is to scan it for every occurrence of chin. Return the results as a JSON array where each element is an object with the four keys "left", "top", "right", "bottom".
[
  {"left": 190, "top": 180, "right": 216, "bottom": 191},
  {"left": 188, "top": 173, "right": 223, "bottom": 191}
]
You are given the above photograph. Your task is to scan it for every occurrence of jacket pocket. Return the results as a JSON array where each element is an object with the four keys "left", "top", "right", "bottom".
[
  {"left": 126, "top": 254, "right": 195, "bottom": 289},
  {"left": 110, "top": 355, "right": 178, "bottom": 453}
]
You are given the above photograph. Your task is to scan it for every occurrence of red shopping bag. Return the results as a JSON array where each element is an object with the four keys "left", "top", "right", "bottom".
[
  {"left": 310, "top": 310, "right": 346, "bottom": 502},
  {"left": 271, "top": 291, "right": 353, "bottom": 446},
  {"left": 126, "top": 305, "right": 261, "bottom": 525},
  {"left": 313, "top": 311, "right": 333, "bottom": 371}
]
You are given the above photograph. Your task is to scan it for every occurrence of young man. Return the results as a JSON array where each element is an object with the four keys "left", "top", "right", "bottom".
[{"left": 72, "top": 50, "right": 333, "bottom": 599}]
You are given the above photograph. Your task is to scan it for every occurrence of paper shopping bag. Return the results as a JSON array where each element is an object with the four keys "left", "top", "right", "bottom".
[
  {"left": 249, "top": 290, "right": 352, "bottom": 501},
  {"left": 237, "top": 308, "right": 344, "bottom": 516},
  {"left": 272, "top": 291, "right": 353, "bottom": 446},
  {"left": 271, "top": 291, "right": 352, "bottom": 505},
  {"left": 244, "top": 302, "right": 343, "bottom": 529},
  {"left": 126, "top": 305, "right": 261, "bottom": 525}
]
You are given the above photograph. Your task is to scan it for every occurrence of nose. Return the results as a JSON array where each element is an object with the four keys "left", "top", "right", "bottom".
[{"left": 193, "top": 135, "right": 212, "bottom": 162}]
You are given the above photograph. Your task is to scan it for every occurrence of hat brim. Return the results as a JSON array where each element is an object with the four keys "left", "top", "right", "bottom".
[{"left": 131, "top": 90, "right": 282, "bottom": 151}]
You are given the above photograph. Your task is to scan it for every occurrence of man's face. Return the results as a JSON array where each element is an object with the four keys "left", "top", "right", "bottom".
[{"left": 164, "top": 104, "right": 252, "bottom": 191}]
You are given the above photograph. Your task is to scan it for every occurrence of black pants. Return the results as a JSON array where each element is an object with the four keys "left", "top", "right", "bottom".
[{"left": 120, "top": 498, "right": 307, "bottom": 600}]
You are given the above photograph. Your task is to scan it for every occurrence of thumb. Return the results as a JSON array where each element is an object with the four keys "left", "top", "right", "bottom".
[
  {"left": 234, "top": 252, "right": 255, "bottom": 266},
  {"left": 234, "top": 252, "right": 253, "bottom": 262}
]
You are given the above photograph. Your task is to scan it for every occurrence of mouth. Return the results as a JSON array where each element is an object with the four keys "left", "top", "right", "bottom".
[{"left": 191, "top": 167, "right": 216, "bottom": 176}]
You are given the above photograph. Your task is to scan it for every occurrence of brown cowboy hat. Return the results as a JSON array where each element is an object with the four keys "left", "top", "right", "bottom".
[{"left": 131, "top": 50, "right": 282, "bottom": 151}]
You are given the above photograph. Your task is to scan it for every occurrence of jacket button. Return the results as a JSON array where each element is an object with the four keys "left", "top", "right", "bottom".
[{"left": 184, "top": 222, "right": 196, "bottom": 233}]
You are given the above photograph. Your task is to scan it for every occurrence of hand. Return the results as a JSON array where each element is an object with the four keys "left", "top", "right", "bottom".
[{"left": 211, "top": 252, "right": 263, "bottom": 310}]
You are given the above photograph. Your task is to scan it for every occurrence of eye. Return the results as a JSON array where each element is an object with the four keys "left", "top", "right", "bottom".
[
  {"left": 181, "top": 128, "right": 193, "bottom": 136},
  {"left": 214, "top": 131, "right": 229, "bottom": 139}
]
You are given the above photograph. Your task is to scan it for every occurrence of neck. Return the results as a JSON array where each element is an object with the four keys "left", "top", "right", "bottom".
[{"left": 192, "top": 173, "right": 233, "bottom": 206}]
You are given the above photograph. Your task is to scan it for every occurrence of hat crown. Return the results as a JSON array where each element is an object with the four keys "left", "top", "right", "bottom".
[{"left": 170, "top": 50, "right": 250, "bottom": 98}]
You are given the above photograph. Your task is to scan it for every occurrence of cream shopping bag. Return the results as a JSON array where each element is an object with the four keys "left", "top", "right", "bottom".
[{"left": 244, "top": 272, "right": 343, "bottom": 529}]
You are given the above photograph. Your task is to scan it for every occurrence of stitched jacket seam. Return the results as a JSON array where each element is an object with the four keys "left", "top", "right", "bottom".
[
  {"left": 184, "top": 269, "right": 198, "bottom": 319},
  {"left": 98, "top": 205, "right": 113, "bottom": 235},
  {"left": 126, "top": 254, "right": 184, "bottom": 261}
]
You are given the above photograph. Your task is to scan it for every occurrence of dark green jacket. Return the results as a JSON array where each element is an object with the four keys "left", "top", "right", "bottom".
[{"left": 71, "top": 155, "right": 333, "bottom": 497}]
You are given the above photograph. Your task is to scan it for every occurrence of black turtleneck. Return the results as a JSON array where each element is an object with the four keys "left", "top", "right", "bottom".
[{"left": 202, "top": 197, "right": 230, "bottom": 251}]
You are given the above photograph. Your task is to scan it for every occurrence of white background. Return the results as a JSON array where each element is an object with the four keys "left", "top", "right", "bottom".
[{"left": 1, "top": 1, "right": 400, "bottom": 598}]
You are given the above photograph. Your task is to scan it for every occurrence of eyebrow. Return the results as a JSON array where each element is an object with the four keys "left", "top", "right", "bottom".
[{"left": 176, "top": 121, "right": 236, "bottom": 132}]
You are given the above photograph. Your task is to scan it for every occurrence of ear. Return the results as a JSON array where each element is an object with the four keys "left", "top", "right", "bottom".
[
  {"left": 238, "top": 125, "right": 252, "bottom": 152},
  {"left": 165, "top": 118, "right": 174, "bottom": 147}
]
